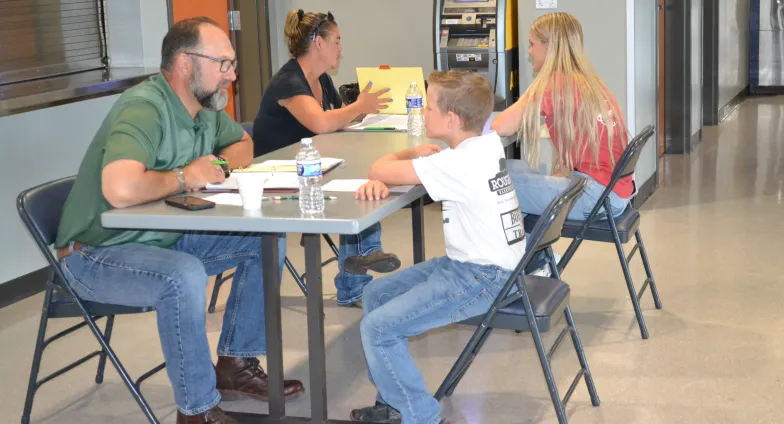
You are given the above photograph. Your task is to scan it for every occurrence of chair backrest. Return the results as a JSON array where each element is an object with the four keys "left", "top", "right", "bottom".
[
  {"left": 17, "top": 176, "right": 76, "bottom": 266},
  {"left": 507, "top": 176, "right": 589, "bottom": 279},
  {"left": 610, "top": 124, "right": 655, "bottom": 181},
  {"left": 241, "top": 121, "right": 253, "bottom": 135},
  {"left": 581, "top": 124, "right": 655, "bottom": 222}
]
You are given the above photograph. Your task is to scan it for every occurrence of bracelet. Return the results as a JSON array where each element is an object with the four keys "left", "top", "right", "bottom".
[{"left": 174, "top": 168, "right": 187, "bottom": 193}]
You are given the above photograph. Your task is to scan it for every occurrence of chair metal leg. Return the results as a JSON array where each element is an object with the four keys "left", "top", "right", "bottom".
[
  {"left": 443, "top": 327, "right": 493, "bottom": 398},
  {"left": 284, "top": 257, "right": 308, "bottom": 296},
  {"left": 95, "top": 315, "right": 115, "bottom": 384},
  {"left": 21, "top": 285, "right": 54, "bottom": 424},
  {"left": 635, "top": 230, "right": 663, "bottom": 309},
  {"left": 323, "top": 234, "right": 340, "bottom": 258},
  {"left": 62, "top": 285, "right": 159, "bottom": 423},
  {"left": 208, "top": 272, "right": 225, "bottom": 314},
  {"left": 435, "top": 323, "right": 494, "bottom": 401},
  {"left": 564, "top": 306, "right": 600, "bottom": 406},
  {"left": 519, "top": 278, "right": 568, "bottom": 424},
  {"left": 605, "top": 200, "right": 649, "bottom": 339}
]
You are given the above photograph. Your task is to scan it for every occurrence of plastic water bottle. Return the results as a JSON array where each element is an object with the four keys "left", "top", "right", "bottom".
[
  {"left": 296, "top": 138, "right": 324, "bottom": 213},
  {"left": 406, "top": 82, "right": 425, "bottom": 144}
]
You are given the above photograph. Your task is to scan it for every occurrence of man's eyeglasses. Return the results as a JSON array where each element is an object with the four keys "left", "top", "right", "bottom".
[{"left": 186, "top": 52, "right": 237, "bottom": 73}]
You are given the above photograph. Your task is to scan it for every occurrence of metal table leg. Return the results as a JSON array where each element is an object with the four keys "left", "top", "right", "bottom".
[
  {"left": 411, "top": 198, "right": 426, "bottom": 264},
  {"left": 228, "top": 232, "right": 385, "bottom": 424}
]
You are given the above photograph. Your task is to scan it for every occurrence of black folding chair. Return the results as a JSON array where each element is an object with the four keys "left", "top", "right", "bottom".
[
  {"left": 17, "top": 177, "right": 165, "bottom": 424},
  {"left": 207, "top": 122, "right": 341, "bottom": 313},
  {"left": 435, "top": 177, "right": 600, "bottom": 424},
  {"left": 523, "top": 125, "right": 662, "bottom": 339}
]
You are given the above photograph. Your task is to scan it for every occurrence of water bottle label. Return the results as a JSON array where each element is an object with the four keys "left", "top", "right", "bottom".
[
  {"left": 297, "top": 160, "right": 322, "bottom": 177},
  {"left": 406, "top": 96, "right": 423, "bottom": 109}
]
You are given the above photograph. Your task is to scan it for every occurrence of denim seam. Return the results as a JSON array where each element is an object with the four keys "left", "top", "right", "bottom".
[
  {"left": 60, "top": 260, "right": 97, "bottom": 299},
  {"left": 201, "top": 251, "right": 259, "bottom": 265},
  {"left": 221, "top": 262, "right": 249, "bottom": 353}
]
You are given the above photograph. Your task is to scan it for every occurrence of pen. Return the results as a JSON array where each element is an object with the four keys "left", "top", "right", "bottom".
[
  {"left": 365, "top": 126, "right": 396, "bottom": 131},
  {"left": 271, "top": 195, "right": 337, "bottom": 200},
  {"left": 185, "top": 160, "right": 228, "bottom": 165}
]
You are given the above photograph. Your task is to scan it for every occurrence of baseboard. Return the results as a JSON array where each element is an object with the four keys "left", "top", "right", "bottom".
[
  {"left": 0, "top": 267, "right": 48, "bottom": 310},
  {"left": 717, "top": 85, "right": 749, "bottom": 123},
  {"left": 690, "top": 128, "right": 703, "bottom": 150},
  {"left": 632, "top": 170, "right": 658, "bottom": 210}
]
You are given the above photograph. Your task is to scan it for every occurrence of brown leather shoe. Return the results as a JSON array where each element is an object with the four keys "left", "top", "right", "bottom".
[
  {"left": 215, "top": 356, "right": 305, "bottom": 402},
  {"left": 176, "top": 406, "right": 237, "bottom": 424}
]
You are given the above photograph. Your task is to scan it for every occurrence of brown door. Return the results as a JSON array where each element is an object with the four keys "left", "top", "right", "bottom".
[
  {"left": 171, "top": 0, "right": 237, "bottom": 120},
  {"left": 657, "top": 0, "right": 666, "bottom": 156}
]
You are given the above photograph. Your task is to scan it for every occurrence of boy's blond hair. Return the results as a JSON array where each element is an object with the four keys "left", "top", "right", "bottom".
[{"left": 427, "top": 70, "right": 494, "bottom": 134}]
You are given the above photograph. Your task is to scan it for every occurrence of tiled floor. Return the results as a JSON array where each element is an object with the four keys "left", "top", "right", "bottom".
[{"left": 3, "top": 97, "right": 784, "bottom": 423}]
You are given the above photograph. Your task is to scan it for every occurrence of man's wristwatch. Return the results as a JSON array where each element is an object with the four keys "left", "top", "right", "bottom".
[{"left": 174, "top": 168, "right": 187, "bottom": 193}]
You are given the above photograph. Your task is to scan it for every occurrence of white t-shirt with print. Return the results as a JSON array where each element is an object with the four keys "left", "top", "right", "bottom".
[{"left": 412, "top": 131, "right": 526, "bottom": 271}]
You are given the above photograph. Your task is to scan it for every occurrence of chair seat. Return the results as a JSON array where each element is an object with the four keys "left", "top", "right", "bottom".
[
  {"left": 459, "top": 275, "right": 570, "bottom": 332},
  {"left": 49, "top": 285, "right": 154, "bottom": 318},
  {"left": 524, "top": 207, "right": 641, "bottom": 244}
]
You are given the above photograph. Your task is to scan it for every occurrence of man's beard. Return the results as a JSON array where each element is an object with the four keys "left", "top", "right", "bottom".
[{"left": 190, "top": 62, "right": 229, "bottom": 111}]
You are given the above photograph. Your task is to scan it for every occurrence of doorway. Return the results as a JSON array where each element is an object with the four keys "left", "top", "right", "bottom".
[{"left": 657, "top": 0, "right": 666, "bottom": 157}]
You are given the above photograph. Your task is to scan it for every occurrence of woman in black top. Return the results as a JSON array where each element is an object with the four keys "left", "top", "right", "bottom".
[{"left": 252, "top": 9, "right": 398, "bottom": 308}]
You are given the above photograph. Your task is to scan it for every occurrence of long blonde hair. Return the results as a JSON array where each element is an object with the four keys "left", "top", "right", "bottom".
[{"left": 519, "top": 12, "right": 626, "bottom": 173}]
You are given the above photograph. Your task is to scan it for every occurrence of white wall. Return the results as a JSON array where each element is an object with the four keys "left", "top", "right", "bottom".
[
  {"left": 0, "top": 95, "right": 121, "bottom": 284},
  {"left": 692, "top": 0, "right": 703, "bottom": 136},
  {"left": 107, "top": 0, "right": 169, "bottom": 68},
  {"left": 517, "top": 0, "right": 628, "bottom": 115},
  {"left": 630, "top": 0, "right": 658, "bottom": 185},
  {"left": 718, "top": 0, "right": 750, "bottom": 108},
  {"left": 268, "top": 0, "right": 435, "bottom": 86}
]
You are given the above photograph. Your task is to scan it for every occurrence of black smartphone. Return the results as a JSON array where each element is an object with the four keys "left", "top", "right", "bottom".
[{"left": 165, "top": 196, "right": 216, "bottom": 211}]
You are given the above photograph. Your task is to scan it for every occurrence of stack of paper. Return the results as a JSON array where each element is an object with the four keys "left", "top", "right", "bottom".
[
  {"left": 234, "top": 158, "right": 344, "bottom": 173},
  {"left": 205, "top": 173, "right": 300, "bottom": 192},
  {"left": 345, "top": 114, "right": 408, "bottom": 132}
]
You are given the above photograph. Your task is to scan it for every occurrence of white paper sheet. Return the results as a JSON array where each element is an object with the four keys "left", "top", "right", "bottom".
[
  {"left": 345, "top": 114, "right": 408, "bottom": 131},
  {"left": 322, "top": 179, "right": 414, "bottom": 193},
  {"left": 205, "top": 172, "right": 300, "bottom": 191}
]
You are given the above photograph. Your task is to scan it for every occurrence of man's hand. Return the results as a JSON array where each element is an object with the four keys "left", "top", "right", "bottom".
[
  {"left": 183, "top": 155, "right": 226, "bottom": 189},
  {"left": 355, "top": 180, "right": 390, "bottom": 200}
]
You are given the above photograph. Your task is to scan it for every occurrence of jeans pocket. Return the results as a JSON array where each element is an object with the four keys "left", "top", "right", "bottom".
[{"left": 451, "top": 288, "right": 495, "bottom": 323}]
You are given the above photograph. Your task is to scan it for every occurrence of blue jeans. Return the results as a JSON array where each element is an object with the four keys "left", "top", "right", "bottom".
[
  {"left": 506, "top": 159, "right": 631, "bottom": 220},
  {"left": 60, "top": 232, "right": 286, "bottom": 415},
  {"left": 360, "top": 257, "right": 510, "bottom": 424},
  {"left": 335, "top": 222, "right": 384, "bottom": 305}
]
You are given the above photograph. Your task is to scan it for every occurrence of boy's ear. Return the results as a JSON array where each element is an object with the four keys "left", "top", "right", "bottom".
[{"left": 447, "top": 110, "right": 460, "bottom": 130}]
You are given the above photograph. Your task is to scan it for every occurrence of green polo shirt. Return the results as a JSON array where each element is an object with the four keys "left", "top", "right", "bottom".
[{"left": 54, "top": 73, "right": 245, "bottom": 249}]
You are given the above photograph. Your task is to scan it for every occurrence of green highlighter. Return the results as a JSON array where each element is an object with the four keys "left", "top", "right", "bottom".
[{"left": 365, "top": 126, "right": 396, "bottom": 131}]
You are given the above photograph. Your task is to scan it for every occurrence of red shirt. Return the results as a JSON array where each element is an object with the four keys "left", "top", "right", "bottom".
[{"left": 541, "top": 87, "right": 633, "bottom": 198}]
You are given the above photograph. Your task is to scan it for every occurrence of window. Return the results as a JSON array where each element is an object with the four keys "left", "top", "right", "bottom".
[{"left": 0, "top": 0, "right": 109, "bottom": 85}]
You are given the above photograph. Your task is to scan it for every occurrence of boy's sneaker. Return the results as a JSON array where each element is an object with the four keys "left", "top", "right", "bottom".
[
  {"left": 349, "top": 402, "right": 402, "bottom": 423},
  {"left": 343, "top": 251, "right": 401, "bottom": 275}
]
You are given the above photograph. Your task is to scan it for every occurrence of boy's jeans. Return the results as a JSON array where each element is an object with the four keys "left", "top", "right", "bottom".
[
  {"left": 360, "top": 256, "right": 510, "bottom": 424},
  {"left": 60, "top": 232, "right": 286, "bottom": 415}
]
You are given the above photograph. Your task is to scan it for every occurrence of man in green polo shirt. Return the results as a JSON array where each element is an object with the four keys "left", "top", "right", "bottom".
[{"left": 55, "top": 17, "right": 303, "bottom": 424}]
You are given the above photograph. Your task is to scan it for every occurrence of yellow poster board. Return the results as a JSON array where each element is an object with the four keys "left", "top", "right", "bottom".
[{"left": 356, "top": 67, "right": 426, "bottom": 115}]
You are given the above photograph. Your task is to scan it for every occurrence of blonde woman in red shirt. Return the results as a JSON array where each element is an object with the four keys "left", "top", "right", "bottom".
[{"left": 492, "top": 12, "right": 634, "bottom": 220}]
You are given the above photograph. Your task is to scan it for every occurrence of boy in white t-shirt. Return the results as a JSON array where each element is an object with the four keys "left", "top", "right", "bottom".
[{"left": 349, "top": 71, "right": 526, "bottom": 424}]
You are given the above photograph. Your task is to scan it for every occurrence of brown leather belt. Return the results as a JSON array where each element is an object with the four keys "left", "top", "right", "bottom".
[{"left": 56, "top": 241, "right": 87, "bottom": 261}]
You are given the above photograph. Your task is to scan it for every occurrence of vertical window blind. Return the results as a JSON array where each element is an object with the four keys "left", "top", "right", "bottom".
[{"left": 0, "top": 0, "right": 109, "bottom": 85}]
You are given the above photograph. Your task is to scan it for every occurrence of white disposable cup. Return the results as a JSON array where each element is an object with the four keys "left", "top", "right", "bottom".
[{"left": 235, "top": 173, "right": 268, "bottom": 210}]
